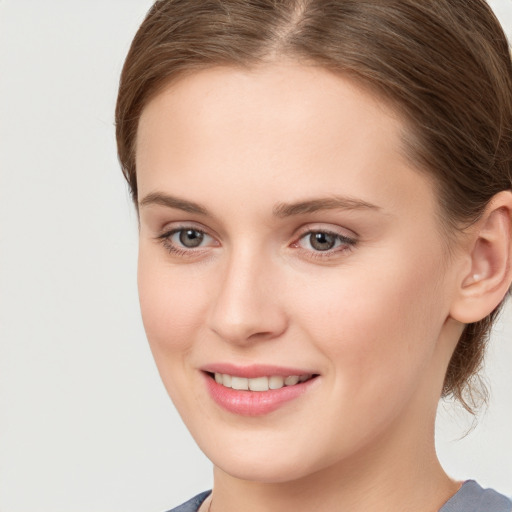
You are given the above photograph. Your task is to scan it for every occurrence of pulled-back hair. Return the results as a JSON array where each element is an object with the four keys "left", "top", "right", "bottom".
[{"left": 115, "top": 0, "right": 512, "bottom": 412}]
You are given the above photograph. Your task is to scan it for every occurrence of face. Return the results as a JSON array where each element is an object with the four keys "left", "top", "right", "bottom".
[{"left": 136, "top": 63, "right": 462, "bottom": 483}]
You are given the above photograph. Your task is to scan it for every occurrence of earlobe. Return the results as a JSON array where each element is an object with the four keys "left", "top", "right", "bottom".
[{"left": 450, "top": 191, "right": 512, "bottom": 324}]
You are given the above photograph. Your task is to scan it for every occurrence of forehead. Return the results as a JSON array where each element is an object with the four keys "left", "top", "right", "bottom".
[
  {"left": 135, "top": 63, "right": 435, "bottom": 223},
  {"left": 137, "top": 62, "right": 400, "bottom": 155}
]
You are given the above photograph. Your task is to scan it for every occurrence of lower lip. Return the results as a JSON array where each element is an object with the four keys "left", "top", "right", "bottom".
[{"left": 203, "top": 373, "right": 318, "bottom": 416}]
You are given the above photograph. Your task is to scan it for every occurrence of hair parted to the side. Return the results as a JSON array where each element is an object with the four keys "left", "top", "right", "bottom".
[{"left": 115, "top": 0, "right": 512, "bottom": 413}]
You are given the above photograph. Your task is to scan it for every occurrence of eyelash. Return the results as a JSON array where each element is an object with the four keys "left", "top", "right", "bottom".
[
  {"left": 292, "top": 229, "right": 357, "bottom": 259},
  {"left": 156, "top": 226, "right": 357, "bottom": 259},
  {"left": 157, "top": 226, "right": 215, "bottom": 257}
]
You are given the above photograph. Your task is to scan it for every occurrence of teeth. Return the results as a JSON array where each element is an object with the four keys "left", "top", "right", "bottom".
[
  {"left": 248, "top": 376, "right": 269, "bottom": 391},
  {"left": 213, "top": 373, "right": 312, "bottom": 391},
  {"left": 269, "top": 375, "right": 284, "bottom": 389},
  {"left": 284, "top": 375, "right": 299, "bottom": 386},
  {"left": 231, "top": 376, "right": 249, "bottom": 390}
]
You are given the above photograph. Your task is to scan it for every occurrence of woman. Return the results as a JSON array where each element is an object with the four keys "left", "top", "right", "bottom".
[{"left": 115, "top": 1, "right": 512, "bottom": 511}]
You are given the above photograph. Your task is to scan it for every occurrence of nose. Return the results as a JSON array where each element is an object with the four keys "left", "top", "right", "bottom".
[{"left": 207, "top": 247, "right": 288, "bottom": 345}]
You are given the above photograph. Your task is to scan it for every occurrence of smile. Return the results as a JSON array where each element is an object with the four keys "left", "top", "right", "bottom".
[
  {"left": 213, "top": 373, "right": 313, "bottom": 391},
  {"left": 203, "top": 368, "right": 319, "bottom": 416}
]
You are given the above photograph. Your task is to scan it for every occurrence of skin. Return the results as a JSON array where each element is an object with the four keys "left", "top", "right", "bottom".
[{"left": 134, "top": 62, "right": 510, "bottom": 512}]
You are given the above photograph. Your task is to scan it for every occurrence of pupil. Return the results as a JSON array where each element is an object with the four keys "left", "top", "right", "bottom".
[
  {"left": 179, "top": 229, "right": 204, "bottom": 248},
  {"left": 310, "top": 232, "right": 335, "bottom": 251}
]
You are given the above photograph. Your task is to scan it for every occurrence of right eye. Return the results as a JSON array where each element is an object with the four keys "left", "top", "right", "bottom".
[
  {"left": 174, "top": 228, "right": 206, "bottom": 248},
  {"left": 158, "top": 227, "right": 218, "bottom": 255}
]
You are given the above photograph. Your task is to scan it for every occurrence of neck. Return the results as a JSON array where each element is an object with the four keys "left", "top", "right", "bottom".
[{"left": 209, "top": 408, "right": 458, "bottom": 512}]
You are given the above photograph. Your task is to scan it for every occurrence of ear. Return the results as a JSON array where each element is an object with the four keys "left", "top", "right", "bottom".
[{"left": 450, "top": 190, "right": 512, "bottom": 324}]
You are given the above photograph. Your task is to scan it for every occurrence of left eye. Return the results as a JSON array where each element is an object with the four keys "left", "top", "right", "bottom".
[{"left": 298, "top": 231, "right": 355, "bottom": 252}]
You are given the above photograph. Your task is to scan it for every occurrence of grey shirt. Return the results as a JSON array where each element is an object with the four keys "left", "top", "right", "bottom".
[{"left": 166, "top": 481, "right": 512, "bottom": 512}]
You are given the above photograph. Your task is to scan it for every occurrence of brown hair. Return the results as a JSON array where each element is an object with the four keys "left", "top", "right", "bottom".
[{"left": 115, "top": 0, "right": 512, "bottom": 412}]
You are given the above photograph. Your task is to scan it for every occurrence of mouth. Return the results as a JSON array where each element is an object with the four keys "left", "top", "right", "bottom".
[
  {"left": 207, "top": 372, "right": 315, "bottom": 391},
  {"left": 202, "top": 367, "right": 320, "bottom": 416}
]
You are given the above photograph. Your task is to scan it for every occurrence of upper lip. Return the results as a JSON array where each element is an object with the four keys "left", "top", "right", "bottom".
[{"left": 200, "top": 363, "right": 318, "bottom": 379}]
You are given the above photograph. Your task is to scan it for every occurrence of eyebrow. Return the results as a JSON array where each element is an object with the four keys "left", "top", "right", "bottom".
[
  {"left": 273, "top": 196, "right": 380, "bottom": 217},
  {"left": 139, "top": 192, "right": 209, "bottom": 215},
  {"left": 139, "top": 192, "right": 380, "bottom": 217}
]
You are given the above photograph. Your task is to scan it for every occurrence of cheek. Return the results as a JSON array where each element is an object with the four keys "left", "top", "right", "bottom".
[
  {"left": 295, "top": 247, "right": 448, "bottom": 399},
  {"left": 137, "top": 247, "right": 216, "bottom": 419},
  {"left": 137, "top": 247, "right": 207, "bottom": 357}
]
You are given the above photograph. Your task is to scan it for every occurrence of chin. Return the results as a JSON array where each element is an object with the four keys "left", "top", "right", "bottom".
[
  {"left": 196, "top": 430, "right": 331, "bottom": 484},
  {"left": 213, "top": 454, "right": 317, "bottom": 484}
]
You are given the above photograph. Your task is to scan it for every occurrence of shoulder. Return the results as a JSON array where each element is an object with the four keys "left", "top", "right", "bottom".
[
  {"left": 163, "top": 491, "right": 211, "bottom": 512},
  {"left": 440, "top": 481, "right": 512, "bottom": 512}
]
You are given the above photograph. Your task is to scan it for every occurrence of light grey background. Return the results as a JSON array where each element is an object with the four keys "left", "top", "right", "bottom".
[{"left": 0, "top": 1, "right": 511, "bottom": 511}]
